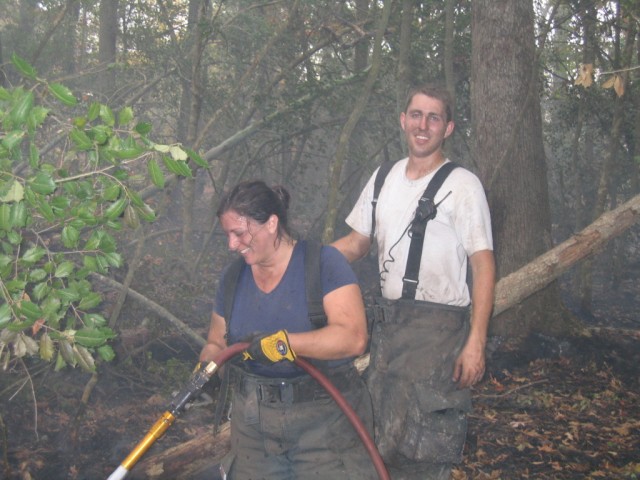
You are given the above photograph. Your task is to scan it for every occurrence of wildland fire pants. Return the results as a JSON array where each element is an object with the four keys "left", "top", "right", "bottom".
[
  {"left": 220, "top": 364, "right": 377, "bottom": 479},
  {"left": 367, "top": 298, "right": 471, "bottom": 479}
]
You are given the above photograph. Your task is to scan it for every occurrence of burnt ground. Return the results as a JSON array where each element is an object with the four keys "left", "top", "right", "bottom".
[{"left": 1, "top": 267, "right": 639, "bottom": 480}]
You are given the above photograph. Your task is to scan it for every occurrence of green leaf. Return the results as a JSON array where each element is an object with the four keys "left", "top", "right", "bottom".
[
  {"left": 91, "top": 125, "right": 111, "bottom": 145},
  {"left": 28, "top": 106, "right": 49, "bottom": 131},
  {"left": 104, "top": 196, "right": 127, "bottom": 220},
  {"left": 74, "top": 327, "right": 115, "bottom": 347},
  {"left": 84, "top": 230, "right": 102, "bottom": 250},
  {"left": 112, "top": 145, "right": 144, "bottom": 159},
  {"left": 32, "top": 281, "right": 50, "bottom": 301},
  {"left": 2, "top": 130, "right": 25, "bottom": 150},
  {"left": 61, "top": 225, "right": 80, "bottom": 248},
  {"left": 94, "top": 255, "right": 110, "bottom": 273},
  {"left": 29, "top": 172, "right": 56, "bottom": 195},
  {"left": 134, "top": 203, "right": 156, "bottom": 222},
  {"left": 20, "top": 246, "right": 46, "bottom": 264},
  {"left": 54, "top": 261, "right": 75, "bottom": 278},
  {"left": 97, "top": 344, "right": 116, "bottom": 362},
  {"left": 0, "top": 204, "right": 11, "bottom": 230},
  {"left": 69, "top": 128, "right": 93, "bottom": 150},
  {"left": 123, "top": 205, "right": 140, "bottom": 229},
  {"left": 134, "top": 122, "right": 152, "bottom": 135},
  {"left": 83, "top": 255, "right": 97, "bottom": 272},
  {"left": 83, "top": 313, "right": 107, "bottom": 328},
  {"left": 99, "top": 105, "right": 115, "bottom": 126},
  {"left": 118, "top": 106, "right": 134, "bottom": 126},
  {"left": 57, "top": 288, "right": 81, "bottom": 303},
  {"left": 48, "top": 83, "right": 78, "bottom": 107},
  {"left": 162, "top": 156, "right": 192, "bottom": 177},
  {"left": 127, "top": 190, "right": 145, "bottom": 208},
  {"left": 102, "top": 182, "right": 121, "bottom": 201},
  {"left": 87, "top": 102, "right": 101, "bottom": 121},
  {"left": 147, "top": 158, "right": 165, "bottom": 187},
  {"left": 77, "top": 292, "right": 102, "bottom": 310},
  {"left": 29, "top": 143, "right": 40, "bottom": 168},
  {"left": 103, "top": 252, "right": 123, "bottom": 268},
  {"left": 11, "top": 53, "right": 37, "bottom": 80},
  {"left": 186, "top": 148, "right": 208, "bottom": 168},
  {"left": 10, "top": 202, "right": 28, "bottom": 228},
  {"left": 0, "top": 303, "right": 11, "bottom": 328},
  {"left": 10, "top": 90, "right": 34, "bottom": 125},
  {"left": 37, "top": 196, "right": 55, "bottom": 221},
  {"left": 18, "top": 301, "right": 43, "bottom": 321},
  {"left": 28, "top": 268, "right": 47, "bottom": 282},
  {"left": 0, "top": 180, "right": 24, "bottom": 202},
  {"left": 6, "top": 230, "right": 22, "bottom": 245}
]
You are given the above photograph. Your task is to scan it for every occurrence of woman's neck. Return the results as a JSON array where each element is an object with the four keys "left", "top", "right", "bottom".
[{"left": 252, "top": 237, "right": 296, "bottom": 293}]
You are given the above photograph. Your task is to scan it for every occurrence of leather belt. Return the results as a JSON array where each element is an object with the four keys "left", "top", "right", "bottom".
[{"left": 236, "top": 366, "right": 356, "bottom": 404}]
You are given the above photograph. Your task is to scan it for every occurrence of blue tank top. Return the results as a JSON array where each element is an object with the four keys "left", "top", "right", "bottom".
[{"left": 214, "top": 240, "right": 359, "bottom": 377}]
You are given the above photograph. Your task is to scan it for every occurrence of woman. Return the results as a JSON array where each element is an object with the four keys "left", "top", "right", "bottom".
[{"left": 200, "top": 180, "right": 376, "bottom": 479}]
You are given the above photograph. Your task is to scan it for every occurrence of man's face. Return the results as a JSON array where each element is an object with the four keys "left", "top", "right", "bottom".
[{"left": 400, "top": 93, "right": 454, "bottom": 159}]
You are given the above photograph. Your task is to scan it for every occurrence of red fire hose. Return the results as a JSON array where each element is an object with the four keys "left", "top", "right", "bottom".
[{"left": 107, "top": 343, "right": 390, "bottom": 480}]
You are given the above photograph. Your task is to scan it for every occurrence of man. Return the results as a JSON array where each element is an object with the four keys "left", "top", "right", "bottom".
[{"left": 332, "top": 84, "right": 495, "bottom": 479}]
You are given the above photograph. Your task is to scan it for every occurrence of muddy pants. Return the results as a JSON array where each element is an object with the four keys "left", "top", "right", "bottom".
[
  {"left": 367, "top": 298, "right": 471, "bottom": 480},
  {"left": 220, "top": 364, "right": 376, "bottom": 480}
]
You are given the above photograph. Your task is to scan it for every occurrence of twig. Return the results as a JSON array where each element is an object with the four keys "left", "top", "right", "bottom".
[
  {"left": 12, "top": 359, "right": 39, "bottom": 440},
  {"left": 476, "top": 378, "right": 549, "bottom": 399}
]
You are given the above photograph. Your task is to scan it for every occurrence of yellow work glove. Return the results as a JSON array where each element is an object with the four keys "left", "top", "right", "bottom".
[{"left": 244, "top": 330, "right": 296, "bottom": 364}]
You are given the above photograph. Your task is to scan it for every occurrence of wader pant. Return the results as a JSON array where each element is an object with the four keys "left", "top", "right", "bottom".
[
  {"left": 220, "top": 363, "right": 376, "bottom": 480},
  {"left": 367, "top": 297, "right": 471, "bottom": 480}
]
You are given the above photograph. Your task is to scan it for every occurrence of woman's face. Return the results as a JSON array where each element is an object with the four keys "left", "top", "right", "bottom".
[{"left": 219, "top": 209, "right": 278, "bottom": 265}]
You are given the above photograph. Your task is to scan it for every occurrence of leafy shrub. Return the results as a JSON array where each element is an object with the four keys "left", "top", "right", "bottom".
[{"left": 0, "top": 54, "right": 205, "bottom": 372}]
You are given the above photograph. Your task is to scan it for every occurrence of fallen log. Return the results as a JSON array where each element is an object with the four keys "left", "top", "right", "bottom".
[
  {"left": 130, "top": 424, "right": 229, "bottom": 480},
  {"left": 493, "top": 192, "right": 640, "bottom": 316}
]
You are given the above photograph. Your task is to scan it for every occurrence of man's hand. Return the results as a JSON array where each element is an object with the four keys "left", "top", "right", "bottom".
[
  {"left": 244, "top": 330, "right": 296, "bottom": 364},
  {"left": 453, "top": 339, "right": 486, "bottom": 389}
]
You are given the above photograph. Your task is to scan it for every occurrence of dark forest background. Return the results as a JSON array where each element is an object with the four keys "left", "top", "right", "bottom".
[{"left": 0, "top": 1, "right": 638, "bottom": 478}]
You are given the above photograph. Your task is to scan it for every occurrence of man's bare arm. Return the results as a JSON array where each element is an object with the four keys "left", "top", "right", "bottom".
[{"left": 331, "top": 230, "right": 371, "bottom": 263}]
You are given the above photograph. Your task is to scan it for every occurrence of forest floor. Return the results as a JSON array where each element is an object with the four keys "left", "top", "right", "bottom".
[{"left": 1, "top": 268, "right": 638, "bottom": 480}]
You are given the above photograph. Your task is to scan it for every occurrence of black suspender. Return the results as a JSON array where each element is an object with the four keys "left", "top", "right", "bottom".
[
  {"left": 401, "top": 162, "right": 458, "bottom": 299},
  {"left": 370, "top": 160, "right": 459, "bottom": 300},
  {"left": 371, "top": 160, "right": 399, "bottom": 243}
]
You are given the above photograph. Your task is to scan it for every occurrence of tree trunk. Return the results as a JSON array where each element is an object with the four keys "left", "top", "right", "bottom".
[
  {"left": 471, "top": 0, "right": 563, "bottom": 337},
  {"left": 180, "top": 0, "right": 207, "bottom": 258}
]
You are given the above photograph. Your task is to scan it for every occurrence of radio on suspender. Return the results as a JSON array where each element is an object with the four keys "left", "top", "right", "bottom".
[{"left": 370, "top": 161, "right": 459, "bottom": 299}]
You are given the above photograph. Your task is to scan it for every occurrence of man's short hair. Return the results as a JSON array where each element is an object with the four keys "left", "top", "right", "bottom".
[{"left": 404, "top": 84, "right": 454, "bottom": 123}]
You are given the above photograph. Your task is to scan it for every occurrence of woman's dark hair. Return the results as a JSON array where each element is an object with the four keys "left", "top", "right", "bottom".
[{"left": 216, "top": 180, "right": 293, "bottom": 240}]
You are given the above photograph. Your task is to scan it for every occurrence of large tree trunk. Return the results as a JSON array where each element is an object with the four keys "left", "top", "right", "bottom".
[
  {"left": 471, "top": 0, "right": 563, "bottom": 337},
  {"left": 122, "top": 193, "right": 640, "bottom": 478}
]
